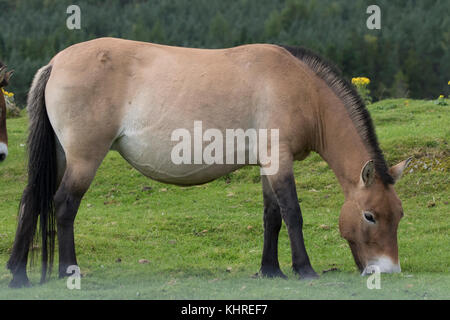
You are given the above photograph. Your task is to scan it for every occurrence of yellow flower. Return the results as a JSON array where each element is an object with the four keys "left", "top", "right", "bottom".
[
  {"left": 351, "top": 77, "right": 370, "bottom": 86},
  {"left": 439, "top": 95, "right": 444, "bottom": 99},
  {"left": 1, "top": 88, "right": 13, "bottom": 97},
  {"left": 448, "top": 81, "right": 450, "bottom": 85}
]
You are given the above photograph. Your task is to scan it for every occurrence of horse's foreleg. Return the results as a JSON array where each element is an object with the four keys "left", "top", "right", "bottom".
[
  {"left": 263, "top": 158, "right": 318, "bottom": 279},
  {"left": 259, "top": 175, "right": 286, "bottom": 278}
]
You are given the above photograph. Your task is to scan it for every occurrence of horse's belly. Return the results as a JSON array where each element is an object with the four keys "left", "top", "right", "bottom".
[
  {"left": 112, "top": 74, "right": 259, "bottom": 185},
  {"left": 112, "top": 131, "right": 245, "bottom": 186}
]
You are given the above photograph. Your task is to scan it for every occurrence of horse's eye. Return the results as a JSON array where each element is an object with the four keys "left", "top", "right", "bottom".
[{"left": 363, "top": 212, "right": 376, "bottom": 224}]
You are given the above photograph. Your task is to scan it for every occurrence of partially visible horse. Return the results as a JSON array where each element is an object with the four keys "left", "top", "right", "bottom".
[
  {"left": 0, "top": 62, "right": 12, "bottom": 162},
  {"left": 7, "top": 38, "right": 411, "bottom": 287}
]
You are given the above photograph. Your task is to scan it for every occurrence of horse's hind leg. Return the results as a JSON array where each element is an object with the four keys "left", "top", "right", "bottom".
[
  {"left": 263, "top": 156, "right": 318, "bottom": 279},
  {"left": 7, "top": 198, "right": 35, "bottom": 288},
  {"left": 259, "top": 175, "right": 286, "bottom": 278},
  {"left": 54, "top": 155, "right": 105, "bottom": 278}
]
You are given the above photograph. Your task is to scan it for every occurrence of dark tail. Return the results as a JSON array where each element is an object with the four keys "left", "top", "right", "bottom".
[{"left": 7, "top": 64, "right": 56, "bottom": 283}]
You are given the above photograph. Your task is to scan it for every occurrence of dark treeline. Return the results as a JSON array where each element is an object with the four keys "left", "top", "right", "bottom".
[{"left": 0, "top": 0, "right": 448, "bottom": 106}]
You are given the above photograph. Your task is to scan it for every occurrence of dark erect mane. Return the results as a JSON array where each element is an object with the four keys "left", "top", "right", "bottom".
[{"left": 279, "top": 45, "right": 394, "bottom": 185}]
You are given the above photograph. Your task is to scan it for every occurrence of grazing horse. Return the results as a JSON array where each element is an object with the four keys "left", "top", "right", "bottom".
[
  {"left": 8, "top": 38, "right": 411, "bottom": 287},
  {"left": 0, "top": 62, "right": 13, "bottom": 162}
]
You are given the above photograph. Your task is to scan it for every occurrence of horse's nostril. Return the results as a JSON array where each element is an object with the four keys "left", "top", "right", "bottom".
[{"left": 0, "top": 153, "right": 6, "bottom": 161}]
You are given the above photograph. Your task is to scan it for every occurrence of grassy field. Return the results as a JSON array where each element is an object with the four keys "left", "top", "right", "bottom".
[{"left": 0, "top": 98, "right": 448, "bottom": 299}]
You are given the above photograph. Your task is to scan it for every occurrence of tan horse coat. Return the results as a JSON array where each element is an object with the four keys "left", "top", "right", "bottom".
[{"left": 8, "top": 38, "right": 411, "bottom": 287}]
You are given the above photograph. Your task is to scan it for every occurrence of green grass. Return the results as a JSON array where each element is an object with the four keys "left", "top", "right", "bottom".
[{"left": 0, "top": 99, "right": 449, "bottom": 299}]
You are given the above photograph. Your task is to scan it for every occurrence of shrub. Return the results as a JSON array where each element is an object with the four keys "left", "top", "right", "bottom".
[
  {"left": 351, "top": 77, "right": 372, "bottom": 105},
  {"left": 434, "top": 95, "right": 448, "bottom": 106},
  {"left": 2, "top": 88, "right": 21, "bottom": 118}
]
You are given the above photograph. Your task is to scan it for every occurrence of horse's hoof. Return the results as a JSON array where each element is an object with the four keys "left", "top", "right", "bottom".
[
  {"left": 9, "top": 276, "right": 32, "bottom": 289},
  {"left": 300, "top": 271, "right": 319, "bottom": 280},
  {"left": 259, "top": 267, "right": 288, "bottom": 279},
  {"left": 295, "top": 266, "right": 319, "bottom": 280}
]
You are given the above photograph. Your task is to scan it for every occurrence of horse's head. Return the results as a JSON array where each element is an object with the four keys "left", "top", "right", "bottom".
[
  {"left": 339, "top": 158, "right": 411, "bottom": 275},
  {"left": 0, "top": 63, "right": 13, "bottom": 162}
]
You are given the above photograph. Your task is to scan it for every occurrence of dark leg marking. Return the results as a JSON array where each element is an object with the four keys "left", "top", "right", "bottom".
[
  {"left": 8, "top": 191, "right": 35, "bottom": 288},
  {"left": 268, "top": 172, "right": 318, "bottom": 279},
  {"left": 54, "top": 175, "right": 85, "bottom": 278},
  {"left": 259, "top": 176, "right": 286, "bottom": 278}
]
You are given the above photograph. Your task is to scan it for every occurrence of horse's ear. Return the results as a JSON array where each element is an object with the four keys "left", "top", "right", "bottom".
[
  {"left": 6, "top": 70, "right": 14, "bottom": 83},
  {"left": 389, "top": 157, "right": 412, "bottom": 183},
  {"left": 0, "top": 66, "right": 13, "bottom": 86},
  {"left": 360, "top": 160, "right": 375, "bottom": 187}
]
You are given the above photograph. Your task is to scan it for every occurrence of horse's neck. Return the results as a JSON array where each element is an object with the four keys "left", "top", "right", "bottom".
[{"left": 314, "top": 94, "right": 370, "bottom": 196}]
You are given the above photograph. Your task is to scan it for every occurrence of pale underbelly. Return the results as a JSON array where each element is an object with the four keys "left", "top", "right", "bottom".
[{"left": 112, "top": 132, "right": 250, "bottom": 186}]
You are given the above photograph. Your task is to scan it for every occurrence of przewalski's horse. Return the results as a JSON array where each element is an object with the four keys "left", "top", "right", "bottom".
[
  {"left": 8, "top": 38, "right": 411, "bottom": 287},
  {"left": 0, "top": 62, "right": 13, "bottom": 162}
]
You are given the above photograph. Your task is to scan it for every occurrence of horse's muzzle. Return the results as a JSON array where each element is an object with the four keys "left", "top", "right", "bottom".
[
  {"left": 361, "top": 256, "right": 401, "bottom": 275},
  {"left": 0, "top": 143, "right": 8, "bottom": 162}
]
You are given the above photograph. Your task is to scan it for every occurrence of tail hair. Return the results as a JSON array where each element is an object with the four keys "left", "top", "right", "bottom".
[{"left": 7, "top": 65, "right": 56, "bottom": 283}]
